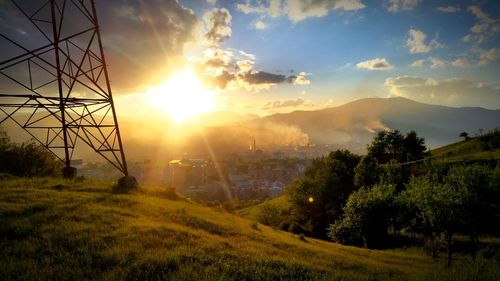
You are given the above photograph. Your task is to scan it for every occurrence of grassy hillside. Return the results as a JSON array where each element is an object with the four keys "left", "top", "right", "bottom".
[
  {"left": 0, "top": 177, "right": 498, "bottom": 280},
  {"left": 237, "top": 195, "right": 291, "bottom": 222},
  {"left": 431, "top": 135, "right": 500, "bottom": 164}
]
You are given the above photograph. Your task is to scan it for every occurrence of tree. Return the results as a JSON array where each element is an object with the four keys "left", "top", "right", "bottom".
[
  {"left": 0, "top": 129, "right": 62, "bottom": 177},
  {"left": 368, "top": 130, "right": 427, "bottom": 162},
  {"left": 379, "top": 159, "right": 405, "bottom": 190},
  {"left": 354, "top": 155, "right": 379, "bottom": 188},
  {"left": 404, "top": 130, "right": 426, "bottom": 160},
  {"left": 287, "top": 150, "right": 360, "bottom": 238},
  {"left": 459, "top": 131, "right": 469, "bottom": 140},
  {"left": 401, "top": 175, "right": 469, "bottom": 267},
  {"left": 328, "top": 183, "right": 397, "bottom": 247},
  {"left": 445, "top": 165, "right": 500, "bottom": 243}
]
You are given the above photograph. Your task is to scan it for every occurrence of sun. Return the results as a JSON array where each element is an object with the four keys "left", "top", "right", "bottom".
[{"left": 147, "top": 67, "right": 216, "bottom": 122}]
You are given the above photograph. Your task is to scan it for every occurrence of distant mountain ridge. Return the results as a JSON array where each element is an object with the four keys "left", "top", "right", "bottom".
[{"left": 250, "top": 97, "right": 500, "bottom": 150}]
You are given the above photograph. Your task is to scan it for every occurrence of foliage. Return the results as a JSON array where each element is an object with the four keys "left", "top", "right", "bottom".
[
  {"left": 354, "top": 155, "right": 380, "bottom": 188},
  {"left": 459, "top": 131, "right": 469, "bottom": 140},
  {"left": 328, "top": 183, "right": 397, "bottom": 247},
  {"left": 368, "top": 130, "right": 427, "bottom": 162},
  {"left": 0, "top": 129, "right": 62, "bottom": 177},
  {"left": 401, "top": 174, "right": 470, "bottom": 266},
  {"left": 287, "top": 150, "right": 360, "bottom": 238},
  {"left": 478, "top": 129, "right": 500, "bottom": 151},
  {"left": 379, "top": 159, "right": 406, "bottom": 190}
]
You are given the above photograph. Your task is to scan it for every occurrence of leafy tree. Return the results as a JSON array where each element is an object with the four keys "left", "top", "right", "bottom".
[
  {"left": 404, "top": 130, "right": 426, "bottom": 160},
  {"left": 0, "top": 129, "right": 62, "bottom": 177},
  {"left": 328, "top": 183, "right": 397, "bottom": 247},
  {"left": 445, "top": 165, "right": 500, "bottom": 242},
  {"left": 379, "top": 159, "right": 405, "bottom": 189},
  {"left": 459, "top": 131, "right": 469, "bottom": 140},
  {"left": 287, "top": 150, "right": 360, "bottom": 238},
  {"left": 368, "top": 130, "right": 427, "bottom": 162},
  {"left": 401, "top": 175, "right": 469, "bottom": 267},
  {"left": 354, "top": 155, "right": 379, "bottom": 188}
]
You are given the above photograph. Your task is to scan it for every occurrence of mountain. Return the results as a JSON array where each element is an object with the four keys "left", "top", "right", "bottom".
[
  {"left": 1, "top": 97, "right": 498, "bottom": 160},
  {"left": 253, "top": 97, "right": 500, "bottom": 151}
]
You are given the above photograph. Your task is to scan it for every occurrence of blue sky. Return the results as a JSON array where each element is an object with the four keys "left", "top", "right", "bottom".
[
  {"left": 1, "top": 0, "right": 499, "bottom": 118},
  {"left": 175, "top": 0, "right": 500, "bottom": 113}
]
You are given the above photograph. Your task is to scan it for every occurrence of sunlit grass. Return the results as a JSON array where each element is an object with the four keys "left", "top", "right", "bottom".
[{"left": 0, "top": 177, "right": 498, "bottom": 280}]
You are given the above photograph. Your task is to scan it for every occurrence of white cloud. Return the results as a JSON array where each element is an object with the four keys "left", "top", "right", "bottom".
[
  {"left": 239, "top": 50, "right": 256, "bottom": 60},
  {"left": 385, "top": 0, "right": 422, "bottom": 13},
  {"left": 462, "top": 6, "right": 500, "bottom": 45},
  {"left": 289, "top": 72, "right": 311, "bottom": 85},
  {"left": 428, "top": 57, "right": 447, "bottom": 68},
  {"left": 356, "top": 58, "right": 394, "bottom": 70},
  {"left": 236, "top": 0, "right": 365, "bottom": 22},
  {"left": 451, "top": 58, "right": 470, "bottom": 68},
  {"left": 478, "top": 48, "right": 500, "bottom": 66},
  {"left": 286, "top": 0, "right": 366, "bottom": 22},
  {"left": 237, "top": 0, "right": 282, "bottom": 17},
  {"left": 436, "top": 6, "right": 460, "bottom": 13},
  {"left": 410, "top": 59, "right": 425, "bottom": 68},
  {"left": 410, "top": 57, "right": 470, "bottom": 68},
  {"left": 262, "top": 98, "right": 315, "bottom": 110},
  {"left": 254, "top": 20, "right": 267, "bottom": 29},
  {"left": 203, "top": 8, "right": 232, "bottom": 45},
  {"left": 406, "top": 28, "right": 442, "bottom": 54},
  {"left": 206, "top": 0, "right": 217, "bottom": 4},
  {"left": 384, "top": 75, "right": 500, "bottom": 109}
]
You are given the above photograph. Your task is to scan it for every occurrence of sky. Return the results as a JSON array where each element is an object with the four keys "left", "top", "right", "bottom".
[{"left": 1, "top": 0, "right": 500, "bottom": 121}]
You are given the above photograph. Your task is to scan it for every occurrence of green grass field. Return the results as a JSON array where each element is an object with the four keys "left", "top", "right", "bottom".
[
  {"left": 431, "top": 137, "right": 500, "bottom": 164},
  {"left": 237, "top": 195, "right": 291, "bottom": 221},
  {"left": 1, "top": 177, "right": 499, "bottom": 280}
]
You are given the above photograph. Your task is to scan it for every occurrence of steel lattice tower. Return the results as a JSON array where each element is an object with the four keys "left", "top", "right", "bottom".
[{"left": 0, "top": 0, "right": 129, "bottom": 176}]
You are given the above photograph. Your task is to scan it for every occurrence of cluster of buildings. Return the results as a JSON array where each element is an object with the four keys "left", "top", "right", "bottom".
[
  {"left": 167, "top": 156, "right": 308, "bottom": 201},
  {"left": 79, "top": 151, "right": 310, "bottom": 202}
]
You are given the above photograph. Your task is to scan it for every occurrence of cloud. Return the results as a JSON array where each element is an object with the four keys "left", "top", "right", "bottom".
[
  {"left": 254, "top": 20, "right": 267, "bottom": 29},
  {"left": 356, "top": 58, "right": 393, "bottom": 70},
  {"left": 384, "top": 75, "right": 500, "bottom": 109},
  {"left": 262, "top": 98, "right": 314, "bottom": 110},
  {"left": 242, "top": 71, "right": 287, "bottom": 84},
  {"left": 406, "top": 28, "right": 442, "bottom": 54},
  {"left": 203, "top": 8, "right": 232, "bottom": 45},
  {"left": 0, "top": 0, "right": 201, "bottom": 93},
  {"left": 237, "top": 0, "right": 282, "bottom": 17},
  {"left": 410, "top": 59, "right": 425, "bottom": 68},
  {"left": 286, "top": 0, "right": 366, "bottom": 22},
  {"left": 478, "top": 48, "right": 500, "bottom": 66},
  {"left": 239, "top": 50, "right": 256, "bottom": 60},
  {"left": 237, "top": 0, "right": 366, "bottom": 22},
  {"left": 436, "top": 6, "right": 461, "bottom": 13},
  {"left": 385, "top": 0, "right": 422, "bottom": 13},
  {"left": 410, "top": 57, "right": 471, "bottom": 68},
  {"left": 462, "top": 6, "right": 500, "bottom": 45},
  {"left": 288, "top": 72, "right": 311, "bottom": 85}
]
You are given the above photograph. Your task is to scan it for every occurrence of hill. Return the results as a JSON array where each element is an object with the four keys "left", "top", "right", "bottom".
[
  {"left": 2, "top": 97, "right": 498, "bottom": 161},
  {"left": 2, "top": 177, "right": 496, "bottom": 280},
  {"left": 431, "top": 132, "right": 500, "bottom": 164},
  {"left": 237, "top": 195, "right": 291, "bottom": 222},
  {"left": 254, "top": 97, "right": 500, "bottom": 151}
]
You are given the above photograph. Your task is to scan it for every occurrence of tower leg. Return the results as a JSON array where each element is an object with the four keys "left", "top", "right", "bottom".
[{"left": 62, "top": 166, "right": 77, "bottom": 179}]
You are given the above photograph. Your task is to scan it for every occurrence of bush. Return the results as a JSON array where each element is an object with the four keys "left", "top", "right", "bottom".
[
  {"left": 328, "top": 183, "right": 397, "bottom": 247},
  {"left": 0, "top": 129, "right": 62, "bottom": 177}
]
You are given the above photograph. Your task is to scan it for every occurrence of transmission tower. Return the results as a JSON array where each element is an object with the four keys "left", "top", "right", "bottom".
[{"left": 0, "top": 0, "right": 130, "bottom": 178}]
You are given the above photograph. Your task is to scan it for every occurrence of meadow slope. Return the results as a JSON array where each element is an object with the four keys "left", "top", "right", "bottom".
[{"left": 0, "top": 177, "right": 496, "bottom": 281}]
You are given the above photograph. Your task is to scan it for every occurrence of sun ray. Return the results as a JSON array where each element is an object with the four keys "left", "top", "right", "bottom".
[{"left": 147, "top": 67, "right": 217, "bottom": 122}]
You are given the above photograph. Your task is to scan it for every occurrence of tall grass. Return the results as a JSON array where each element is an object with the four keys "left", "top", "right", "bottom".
[{"left": 1, "top": 177, "right": 498, "bottom": 280}]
